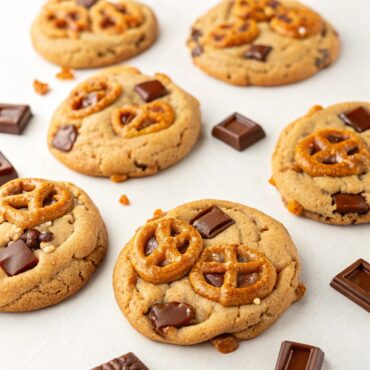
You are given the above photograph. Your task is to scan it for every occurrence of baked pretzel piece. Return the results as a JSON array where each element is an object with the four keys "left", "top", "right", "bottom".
[
  {"left": 112, "top": 101, "right": 175, "bottom": 138},
  {"left": 0, "top": 179, "right": 74, "bottom": 229},
  {"left": 232, "top": 0, "right": 282, "bottom": 22},
  {"left": 129, "top": 218, "right": 203, "bottom": 284},
  {"left": 40, "top": 1, "right": 90, "bottom": 39},
  {"left": 207, "top": 19, "right": 259, "bottom": 48},
  {"left": 68, "top": 76, "right": 122, "bottom": 118},
  {"left": 295, "top": 128, "right": 370, "bottom": 177},
  {"left": 270, "top": 6, "right": 323, "bottom": 39},
  {"left": 189, "top": 244, "right": 277, "bottom": 307}
]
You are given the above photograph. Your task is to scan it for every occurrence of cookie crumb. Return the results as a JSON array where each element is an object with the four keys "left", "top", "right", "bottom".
[
  {"left": 269, "top": 177, "right": 276, "bottom": 186},
  {"left": 295, "top": 283, "right": 306, "bottom": 301},
  {"left": 42, "top": 245, "right": 56, "bottom": 253},
  {"left": 33, "top": 80, "right": 50, "bottom": 95},
  {"left": 287, "top": 200, "right": 304, "bottom": 216},
  {"left": 110, "top": 174, "right": 128, "bottom": 183},
  {"left": 56, "top": 67, "right": 75, "bottom": 80},
  {"left": 253, "top": 298, "right": 261, "bottom": 305},
  {"left": 119, "top": 194, "right": 130, "bottom": 206},
  {"left": 210, "top": 334, "right": 239, "bottom": 354}
]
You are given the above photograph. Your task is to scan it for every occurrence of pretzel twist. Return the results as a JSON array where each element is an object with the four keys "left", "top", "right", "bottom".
[{"left": 232, "top": 0, "right": 282, "bottom": 22}]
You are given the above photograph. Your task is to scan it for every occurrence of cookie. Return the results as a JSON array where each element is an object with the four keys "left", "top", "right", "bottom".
[
  {"left": 271, "top": 102, "right": 370, "bottom": 225},
  {"left": 31, "top": 0, "right": 158, "bottom": 69},
  {"left": 47, "top": 66, "right": 201, "bottom": 180},
  {"left": 0, "top": 178, "right": 108, "bottom": 312},
  {"left": 113, "top": 199, "right": 305, "bottom": 352},
  {"left": 187, "top": 0, "right": 340, "bottom": 86}
]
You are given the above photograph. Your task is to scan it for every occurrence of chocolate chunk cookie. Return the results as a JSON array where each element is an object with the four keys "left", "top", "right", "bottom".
[
  {"left": 31, "top": 0, "right": 158, "bottom": 69},
  {"left": 0, "top": 178, "right": 108, "bottom": 312},
  {"left": 113, "top": 199, "right": 304, "bottom": 351},
  {"left": 187, "top": 0, "right": 340, "bottom": 86},
  {"left": 271, "top": 102, "right": 370, "bottom": 225},
  {"left": 47, "top": 66, "right": 201, "bottom": 181}
]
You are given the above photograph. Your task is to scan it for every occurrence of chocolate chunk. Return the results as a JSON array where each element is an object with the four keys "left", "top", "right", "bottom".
[
  {"left": 52, "top": 125, "right": 78, "bottom": 152},
  {"left": 245, "top": 45, "right": 272, "bottom": 62},
  {"left": 212, "top": 113, "right": 266, "bottom": 151},
  {"left": 339, "top": 107, "right": 370, "bottom": 133},
  {"left": 205, "top": 273, "right": 224, "bottom": 287},
  {"left": 332, "top": 193, "right": 369, "bottom": 214},
  {"left": 39, "top": 231, "right": 54, "bottom": 243},
  {"left": 77, "top": 0, "right": 97, "bottom": 8},
  {"left": 191, "top": 28, "right": 202, "bottom": 41},
  {"left": 330, "top": 259, "right": 370, "bottom": 312},
  {"left": 0, "top": 152, "right": 18, "bottom": 186},
  {"left": 237, "top": 272, "right": 260, "bottom": 288},
  {"left": 21, "top": 229, "right": 41, "bottom": 250},
  {"left": 91, "top": 352, "right": 149, "bottom": 370},
  {"left": 0, "top": 104, "right": 32, "bottom": 134},
  {"left": 144, "top": 236, "right": 158, "bottom": 256},
  {"left": 81, "top": 93, "right": 99, "bottom": 109},
  {"left": 192, "top": 45, "right": 204, "bottom": 58},
  {"left": 275, "top": 341, "right": 325, "bottom": 370},
  {"left": 0, "top": 239, "right": 38, "bottom": 276},
  {"left": 315, "top": 49, "right": 330, "bottom": 69},
  {"left": 191, "top": 206, "right": 235, "bottom": 239},
  {"left": 149, "top": 302, "right": 195, "bottom": 333},
  {"left": 134, "top": 80, "right": 169, "bottom": 103}
]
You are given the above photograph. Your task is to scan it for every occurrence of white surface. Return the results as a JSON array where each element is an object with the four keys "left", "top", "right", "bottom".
[{"left": 0, "top": 1, "right": 369, "bottom": 369}]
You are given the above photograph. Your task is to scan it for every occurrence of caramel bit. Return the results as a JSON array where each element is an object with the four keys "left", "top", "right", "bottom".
[
  {"left": 119, "top": 194, "right": 130, "bottom": 206},
  {"left": 147, "top": 208, "right": 166, "bottom": 222},
  {"left": 33, "top": 80, "right": 50, "bottom": 95},
  {"left": 307, "top": 105, "right": 323, "bottom": 116},
  {"left": 211, "top": 334, "right": 239, "bottom": 354},
  {"left": 56, "top": 67, "right": 75, "bottom": 80},
  {"left": 287, "top": 201, "right": 303, "bottom": 216},
  {"left": 295, "top": 283, "right": 306, "bottom": 301},
  {"left": 110, "top": 174, "right": 128, "bottom": 183},
  {"left": 269, "top": 177, "right": 276, "bottom": 186}
]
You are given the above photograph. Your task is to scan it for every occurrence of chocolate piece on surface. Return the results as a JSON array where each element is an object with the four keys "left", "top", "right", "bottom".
[
  {"left": 0, "top": 104, "right": 32, "bottom": 135},
  {"left": 134, "top": 81, "right": 169, "bottom": 102},
  {"left": 212, "top": 113, "right": 265, "bottom": 151},
  {"left": 91, "top": 352, "right": 149, "bottom": 370},
  {"left": 332, "top": 193, "right": 369, "bottom": 214},
  {"left": 0, "top": 152, "right": 18, "bottom": 186},
  {"left": 245, "top": 45, "right": 272, "bottom": 62},
  {"left": 275, "top": 341, "right": 325, "bottom": 370},
  {"left": 0, "top": 239, "right": 38, "bottom": 276},
  {"left": 330, "top": 258, "right": 370, "bottom": 312},
  {"left": 52, "top": 125, "right": 78, "bottom": 152},
  {"left": 191, "top": 206, "right": 235, "bottom": 239},
  {"left": 339, "top": 107, "right": 370, "bottom": 133}
]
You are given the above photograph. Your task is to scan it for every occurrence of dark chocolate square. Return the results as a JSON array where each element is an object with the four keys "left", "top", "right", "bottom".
[
  {"left": 245, "top": 45, "right": 272, "bottom": 62},
  {"left": 0, "top": 151, "right": 18, "bottom": 186},
  {"left": 91, "top": 352, "right": 149, "bottom": 370},
  {"left": 275, "top": 341, "right": 325, "bottom": 370},
  {"left": 339, "top": 107, "right": 370, "bottom": 133},
  {"left": 191, "top": 206, "right": 235, "bottom": 239},
  {"left": 212, "top": 113, "right": 265, "bottom": 151},
  {"left": 0, "top": 104, "right": 32, "bottom": 134},
  {"left": 134, "top": 80, "right": 169, "bottom": 102},
  {"left": 332, "top": 193, "right": 369, "bottom": 215},
  {"left": 330, "top": 259, "right": 370, "bottom": 312}
]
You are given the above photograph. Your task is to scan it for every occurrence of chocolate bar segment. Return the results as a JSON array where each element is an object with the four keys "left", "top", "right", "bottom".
[
  {"left": 52, "top": 125, "right": 78, "bottom": 152},
  {"left": 332, "top": 193, "right": 369, "bottom": 214},
  {"left": 191, "top": 206, "right": 235, "bottom": 239},
  {"left": 0, "top": 239, "right": 39, "bottom": 276},
  {"left": 330, "top": 258, "right": 370, "bottom": 312},
  {"left": 91, "top": 352, "right": 149, "bottom": 370},
  {"left": 0, "top": 104, "right": 32, "bottom": 134},
  {"left": 275, "top": 341, "right": 324, "bottom": 370},
  {"left": 245, "top": 45, "right": 272, "bottom": 62},
  {"left": 212, "top": 113, "right": 265, "bottom": 151},
  {"left": 0, "top": 152, "right": 18, "bottom": 186},
  {"left": 339, "top": 107, "right": 370, "bottom": 133},
  {"left": 134, "top": 80, "right": 169, "bottom": 102}
]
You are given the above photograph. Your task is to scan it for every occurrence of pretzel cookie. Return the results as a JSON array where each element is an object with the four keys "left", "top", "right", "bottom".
[
  {"left": 31, "top": 0, "right": 158, "bottom": 69},
  {"left": 113, "top": 199, "right": 304, "bottom": 352},
  {"left": 187, "top": 0, "right": 340, "bottom": 86},
  {"left": 0, "top": 178, "right": 108, "bottom": 312},
  {"left": 272, "top": 102, "right": 370, "bottom": 225},
  {"left": 47, "top": 66, "right": 201, "bottom": 180}
]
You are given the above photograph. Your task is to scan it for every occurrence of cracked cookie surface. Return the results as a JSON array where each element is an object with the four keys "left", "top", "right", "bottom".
[
  {"left": 187, "top": 0, "right": 340, "bottom": 86},
  {"left": 272, "top": 102, "right": 370, "bottom": 225},
  {"left": 31, "top": 0, "right": 158, "bottom": 69},
  {"left": 0, "top": 178, "right": 108, "bottom": 312},
  {"left": 47, "top": 66, "right": 201, "bottom": 180},
  {"left": 113, "top": 199, "right": 304, "bottom": 349}
]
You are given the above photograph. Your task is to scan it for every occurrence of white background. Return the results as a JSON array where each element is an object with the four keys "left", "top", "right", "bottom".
[{"left": 0, "top": 1, "right": 369, "bottom": 369}]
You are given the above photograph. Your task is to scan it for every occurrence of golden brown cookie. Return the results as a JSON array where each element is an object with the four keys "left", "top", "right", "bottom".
[{"left": 0, "top": 178, "right": 108, "bottom": 312}]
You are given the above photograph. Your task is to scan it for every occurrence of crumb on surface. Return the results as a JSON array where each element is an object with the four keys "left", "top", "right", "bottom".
[
  {"left": 119, "top": 194, "right": 130, "bottom": 206},
  {"left": 33, "top": 80, "right": 50, "bottom": 95},
  {"left": 56, "top": 67, "right": 75, "bottom": 80},
  {"left": 210, "top": 334, "right": 239, "bottom": 354},
  {"left": 110, "top": 174, "right": 128, "bottom": 183}
]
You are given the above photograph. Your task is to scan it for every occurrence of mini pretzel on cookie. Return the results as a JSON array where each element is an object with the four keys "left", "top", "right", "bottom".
[
  {"left": 112, "top": 101, "right": 175, "bottom": 138},
  {"left": 295, "top": 128, "right": 370, "bottom": 177},
  {"left": 207, "top": 20, "right": 259, "bottom": 48},
  {"left": 189, "top": 244, "right": 277, "bottom": 307},
  {"left": 0, "top": 179, "right": 74, "bottom": 229},
  {"left": 270, "top": 7, "right": 323, "bottom": 39},
  {"left": 129, "top": 218, "right": 203, "bottom": 284},
  {"left": 232, "top": 0, "right": 282, "bottom": 22},
  {"left": 68, "top": 76, "right": 122, "bottom": 119}
]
